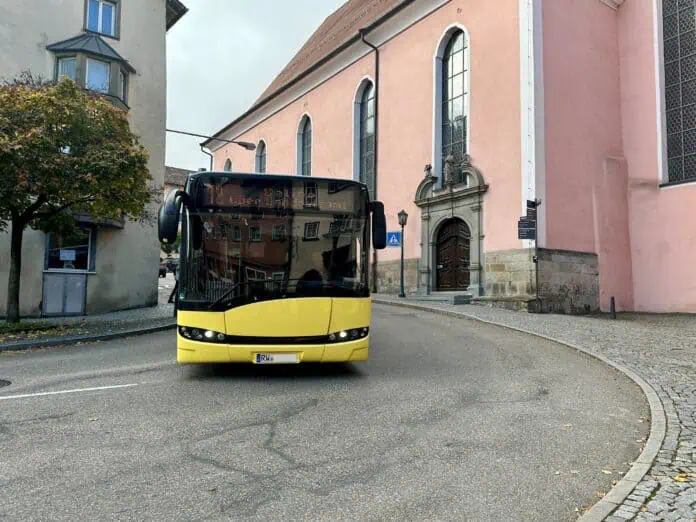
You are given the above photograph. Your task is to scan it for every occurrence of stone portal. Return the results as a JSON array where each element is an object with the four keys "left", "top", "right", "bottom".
[{"left": 414, "top": 156, "right": 487, "bottom": 297}]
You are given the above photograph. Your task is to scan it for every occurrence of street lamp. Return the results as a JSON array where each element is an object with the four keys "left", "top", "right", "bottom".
[
  {"left": 166, "top": 128, "right": 257, "bottom": 171},
  {"left": 398, "top": 209, "right": 408, "bottom": 298}
]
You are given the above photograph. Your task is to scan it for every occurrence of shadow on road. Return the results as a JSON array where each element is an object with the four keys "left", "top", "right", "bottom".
[{"left": 185, "top": 362, "right": 364, "bottom": 382}]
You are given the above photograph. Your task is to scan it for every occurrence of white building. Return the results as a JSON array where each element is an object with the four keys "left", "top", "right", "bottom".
[{"left": 0, "top": 0, "right": 187, "bottom": 317}]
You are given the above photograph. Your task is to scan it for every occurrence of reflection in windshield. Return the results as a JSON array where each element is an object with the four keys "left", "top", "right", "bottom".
[{"left": 179, "top": 178, "right": 368, "bottom": 310}]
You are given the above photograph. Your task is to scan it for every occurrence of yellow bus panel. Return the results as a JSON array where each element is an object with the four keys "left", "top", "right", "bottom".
[{"left": 176, "top": 297, "right": 372, "bottom": 364}]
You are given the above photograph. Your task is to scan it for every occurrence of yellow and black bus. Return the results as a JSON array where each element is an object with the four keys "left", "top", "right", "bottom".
[{"left": 158, "top": 172, "right": 387, "bottom": 364}]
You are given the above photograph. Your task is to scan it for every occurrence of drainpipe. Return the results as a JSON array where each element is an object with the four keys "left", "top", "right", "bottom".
[
  {"left": 359, "top": 28, "right": 380, "bottom": 294},
  {"left": 200, "top": 146, "right": 213, "bottom": 171}
]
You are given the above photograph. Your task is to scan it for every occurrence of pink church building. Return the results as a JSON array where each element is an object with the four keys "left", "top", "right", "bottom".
[{"left": 205, "top": 0, "right": 696, "bottom": 314}]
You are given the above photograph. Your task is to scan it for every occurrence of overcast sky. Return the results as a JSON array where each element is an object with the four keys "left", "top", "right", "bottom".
[{"left": 165, "top": 0, "right": 345, "bottom": 171}]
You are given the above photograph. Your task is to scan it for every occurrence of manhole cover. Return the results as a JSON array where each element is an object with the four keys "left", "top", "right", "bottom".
[{"left": 0, "top": 380, "right": 10, "bottom": 388}]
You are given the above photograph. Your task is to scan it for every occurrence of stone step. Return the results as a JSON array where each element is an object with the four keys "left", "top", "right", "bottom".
[{"left": 402, "top": 293, "right": 472, "bottom": 305}]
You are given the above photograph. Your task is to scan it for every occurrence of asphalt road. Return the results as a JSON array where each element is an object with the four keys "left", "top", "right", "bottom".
[{"left": 0, "top": 305, "right": 648, "bottom": 521}]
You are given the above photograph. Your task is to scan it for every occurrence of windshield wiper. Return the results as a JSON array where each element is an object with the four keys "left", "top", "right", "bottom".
[
  {"left": 207, "top": 278, "right": 296, "bottom": 309},
  {"left": 207, "top": 278, "right": 364, "bottom": 310},
  {"left": 208, "top": 283, "right": 241, "bottom": 309}
]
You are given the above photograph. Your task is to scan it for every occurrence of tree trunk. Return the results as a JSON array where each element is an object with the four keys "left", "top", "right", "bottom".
[{"left": 6, "top": 219, "right": 25, "bottom": 324}]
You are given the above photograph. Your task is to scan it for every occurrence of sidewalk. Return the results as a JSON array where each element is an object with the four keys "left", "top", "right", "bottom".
[
  {"left": 373, "top": 294, "right": 696, "bottom": 522},
  {"left": 0, "top": 274, "right": 177, "bottom": 350}
]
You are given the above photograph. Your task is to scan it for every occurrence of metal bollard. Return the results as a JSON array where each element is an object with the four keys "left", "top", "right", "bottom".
[{"left": 610, "top": 296, "right": 616, "bottom": 320}]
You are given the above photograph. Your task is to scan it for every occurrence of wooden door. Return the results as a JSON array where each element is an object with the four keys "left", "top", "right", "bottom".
[{"left": 436, "top": 219, "right": 471, "bottom": 290}]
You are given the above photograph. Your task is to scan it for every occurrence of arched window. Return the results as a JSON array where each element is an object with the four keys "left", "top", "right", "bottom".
[
  {"left": 297, "top": 116, "right": 312, "bottom": 177},
  {"left": 434, "top": 27, "right": 470, "bottom": 186},
  {"left": 223, "top": 158, "right": 232, "bottom": 172},
  {"left": 359, "top": 83, "right": 376, "bottom": 196},
  {"left": 442, "top": 30, "right": 468, "bottom": 185},
  {"left": 256, "top": 140, "right": 267, "bottom": 173},
  {"left": 662, "top": 2, "right": 696, "bottom": 183}
]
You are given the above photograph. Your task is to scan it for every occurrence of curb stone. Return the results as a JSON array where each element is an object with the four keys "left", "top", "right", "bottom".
[
  {"left": 372, "top": 298, "right": 666, "bottom": 522},
  {"left": 0, "top": 322, "right": 177, "bottom": 352}
]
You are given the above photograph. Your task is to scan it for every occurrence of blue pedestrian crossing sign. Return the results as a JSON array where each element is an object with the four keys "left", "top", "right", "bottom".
[{"left": 386, "top": 231, "right": 402, "bottom": 248}]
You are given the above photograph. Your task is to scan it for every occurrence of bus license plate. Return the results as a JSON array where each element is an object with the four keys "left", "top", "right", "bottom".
[{"left": 254, "top": 353, "right": 299, "bottom": 364}]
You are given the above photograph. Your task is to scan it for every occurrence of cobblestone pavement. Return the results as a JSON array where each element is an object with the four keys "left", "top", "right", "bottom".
[{"left": 373, "top": 295, "right": 696, "bottom": 522}]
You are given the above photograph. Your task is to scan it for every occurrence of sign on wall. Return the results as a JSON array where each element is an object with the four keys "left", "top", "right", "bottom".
[
  {"left": 59, "top": 249, "right": 77, "bottom": 262},
  {"left": 386, "top": 231, "right": 402, "bottom": 248},
  {"left": 518, "top": 199, "right": 539, "bottom": 240},
  {"left": 517, "top": 218, "right": 536, "bottom": 240}
]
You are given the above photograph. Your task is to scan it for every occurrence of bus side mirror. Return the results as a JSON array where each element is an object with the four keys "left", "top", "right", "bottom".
[
  {"left": 158, "top": 190, "right": 183, "bottom": 244},
  {"left": 371, "top": 201, "right": 387, "bottom": 250}
]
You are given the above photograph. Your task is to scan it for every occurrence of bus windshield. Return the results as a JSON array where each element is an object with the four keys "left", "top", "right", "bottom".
[{"left": 178, "top": 175, "right": 370, "bottom": 311}]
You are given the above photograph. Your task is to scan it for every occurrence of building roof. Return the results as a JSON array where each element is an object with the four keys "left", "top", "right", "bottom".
[
  {"left": 204, "top": 0, "right": 410, "bottom": 147},
  {"left": 166, "top": 0, "right": 189, "bottom": 30},
  {"left": 165, "top": 166, "right": 194, "bottom": 187},
  {"left": 255, "top": 0, "right": 403, "bottom": 105},
  {"left": 47, "top": 33, "right": 136, "bottom": 73}
]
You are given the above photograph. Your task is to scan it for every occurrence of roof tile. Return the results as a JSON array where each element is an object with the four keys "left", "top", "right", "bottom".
[{"left": 254, "top": 0, "right": 404, "bottom": 106}]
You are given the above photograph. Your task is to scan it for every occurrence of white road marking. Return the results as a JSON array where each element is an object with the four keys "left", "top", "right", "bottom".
[{"left": 0, "top": 383, "right": 138, "bottom": 401}]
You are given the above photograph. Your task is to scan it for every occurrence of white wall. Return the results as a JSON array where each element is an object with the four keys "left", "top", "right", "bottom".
[{"left": 0, "top": 0, "right": 169, "bottom": 315}]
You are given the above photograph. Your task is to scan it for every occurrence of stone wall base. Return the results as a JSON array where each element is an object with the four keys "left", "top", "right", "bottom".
[
  {"left": 478, "top": 248, "right": 599, "bottom": 315},
  {"left": 375, "top": 258, "right": 419, "bottom": 295}
]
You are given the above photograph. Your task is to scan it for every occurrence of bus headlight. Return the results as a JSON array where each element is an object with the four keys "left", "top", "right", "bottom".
[
  {"left": 179, "top": 326, "right": 227, "bottom": 343},
  {"left": 326, "top": 328, "right": 369, "bottom": 343}
]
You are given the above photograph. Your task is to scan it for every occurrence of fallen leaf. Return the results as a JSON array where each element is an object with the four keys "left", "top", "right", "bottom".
[
  {"left": 555, "top": 471, "right": 562, "bottom": 475},
  {"left": 595, "top": 491, "right": 605, "bottom": 498},
  {"left": 601, "top": 469, "right": 613, "bottom": 475},
  {"left": 570, "top": 470, "right": 579, "bottom": 475},
  {"left": 673, "top": 473, "right": 690, "bottom": 482}
]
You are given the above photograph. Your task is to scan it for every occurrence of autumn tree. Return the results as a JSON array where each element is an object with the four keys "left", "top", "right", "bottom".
[{"left": 0, "top": 72, "right": 157, "bottom": 323}]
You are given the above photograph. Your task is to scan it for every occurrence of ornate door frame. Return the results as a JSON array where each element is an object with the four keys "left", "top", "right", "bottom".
[{"left": 414, "top": 157, "right": 488, "bottom": 296}]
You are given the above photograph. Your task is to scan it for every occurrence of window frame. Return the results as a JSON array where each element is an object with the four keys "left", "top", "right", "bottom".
[
  {"left": 433, "top": 25, "right": 471, "bottom": 188},
  {"left": 358, "top": 82, "right": 376, "bottom": 196},
  {"left": 245, "top": 267, "right": 267, "bottom": 281},
  {"left": 53, "top": 54, "right": 129, "bottom": 108},
  {"left": 303, "top": 221, "right": 320, "bottom": 241},
  {"left": 232, "top": 225, "right": 242, "bottom": 242},
  {"left": 44, "top": 227, "right": 96, "bottom": 273},
  {"left": 441, "top": 30, "right": 469, "bottom": 186},
  {"left": 85, "top": 0, "right": 121, "bottom": 39},
  {"left": 57, "top": 56, "right": 78, "bottom": 81},
  {"left": 659, "top": 0, "right": 696, "bottom": 186},
  {"left": 272, "top": 224, "right": 287, "bottom": 241},
  {"left": 249, "top": 225, "right": 262, "bottom": 242},
  {"left": 297, "top": 116, "right": 313, "bottom": 176},
  {"left": 303, "top": 182, "right": 318, "bottom": 208},
  {"left": 118, "top": 68, "right": 128, "bottom": 104},
  {"left": 85, "top": 57, "right": 112, "bottom": 94}
]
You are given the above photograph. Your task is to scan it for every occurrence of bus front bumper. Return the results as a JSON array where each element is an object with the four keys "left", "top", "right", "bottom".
[{"left": 176, "top": 334, "right": 369, "bottom": 364}]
